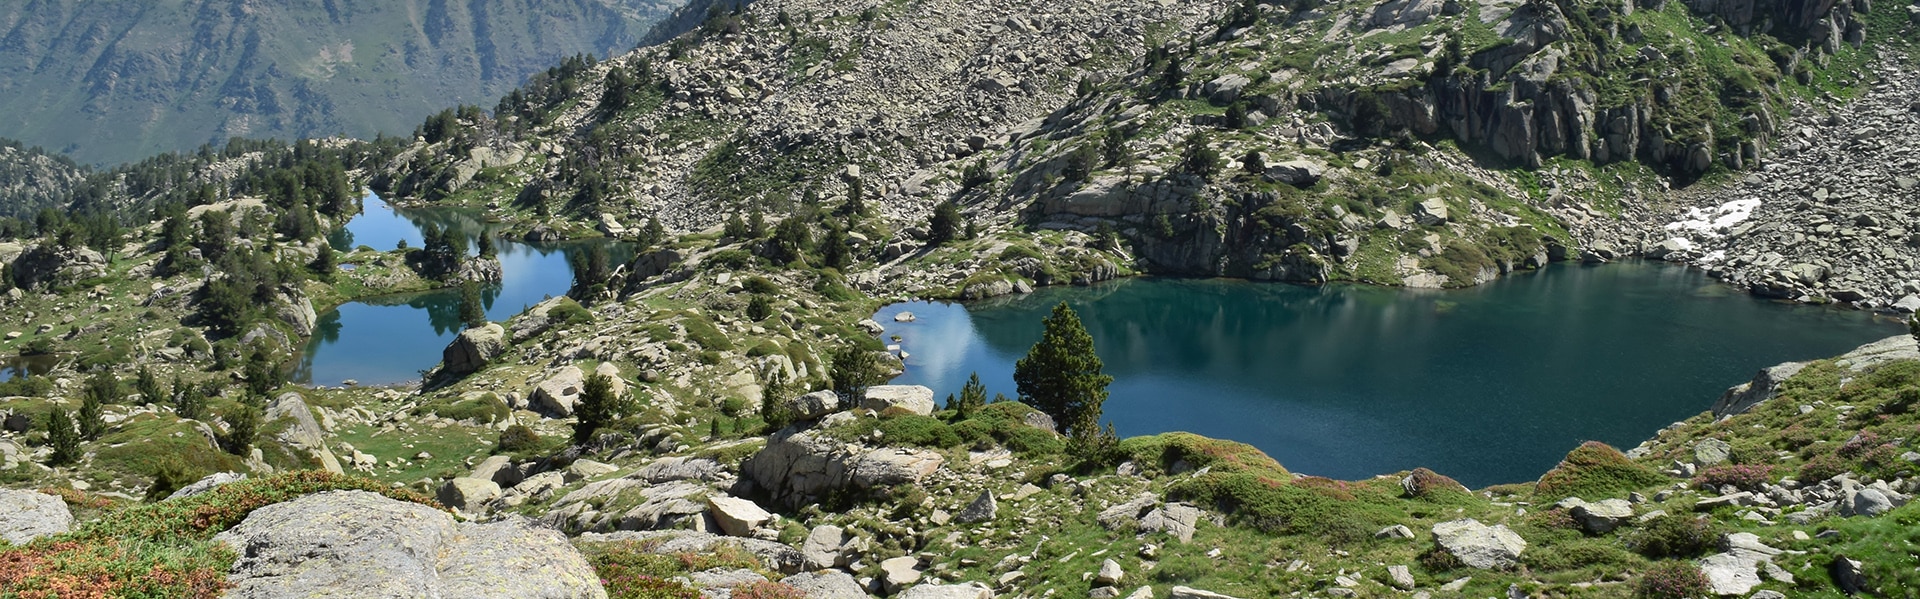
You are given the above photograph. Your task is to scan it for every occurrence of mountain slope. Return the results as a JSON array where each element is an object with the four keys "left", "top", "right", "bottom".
[
  {"left": 0, "top": 0, "right": 683, "bottom": 165},
  {"left": 0, "top": 137, "right": 87, "bottom": 220}
]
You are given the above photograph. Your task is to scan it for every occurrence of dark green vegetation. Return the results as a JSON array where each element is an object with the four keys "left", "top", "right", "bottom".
[
  {"left": 1013, "top": 302, "right": 1113, "bottom": 441},
  {"left": 0, "top": 1, "right": 682, "bottom": 165}
]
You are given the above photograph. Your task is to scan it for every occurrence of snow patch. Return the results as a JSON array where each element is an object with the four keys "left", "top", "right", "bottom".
[{"left": 1666, "top": 199, "right": 1761, "bottom": 238}]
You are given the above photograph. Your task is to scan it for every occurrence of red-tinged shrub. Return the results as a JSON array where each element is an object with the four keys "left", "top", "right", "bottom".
[
  {"left": 732, "top": 581, "right": 806, "bottom": 599},
  {"left": 1535, "top": 441, "right": 1667, "bottom": 499},
  {"left": 1634, "top": 561, "right": 1710, "bottom": 599},
  {"left": 1694, "top": 464, "right": 1773, "bottom": 490}
]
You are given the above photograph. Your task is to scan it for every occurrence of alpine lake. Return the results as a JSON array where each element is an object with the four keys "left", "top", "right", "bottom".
[{"left": 298, "top": 196, "right": 1902, "bottom": 486}]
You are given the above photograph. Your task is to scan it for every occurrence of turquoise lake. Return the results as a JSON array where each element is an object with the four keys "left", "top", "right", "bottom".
[
  {"left": 293, "top": 195, "right": 631, "bottom": 386},
  {"left": 874, "top": 265, "right": 1904, "bottom": 486}
]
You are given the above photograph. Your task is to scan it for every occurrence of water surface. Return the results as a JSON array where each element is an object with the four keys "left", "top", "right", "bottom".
[
  {"left": 876, "top": 264, "right": 1902, "bottom": 486},
  {"left": 295, "top": 194, "right": 631, "bottom": 386}
]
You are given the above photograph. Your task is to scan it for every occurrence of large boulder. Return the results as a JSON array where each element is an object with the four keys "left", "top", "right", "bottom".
[
  {"left": 1431, "top": 519, "right": 1526, "bottom": 569},
  {"left": 782, "top": 571, "right": 867, "bottom": 599},
  {"left": 167, "top": 472, "right": 247, "bottom": 500},
  {"left": 531, "top": 365, "right": 623, "bottom": 417},
  {"left": 1569, "top": 498, "right": 1634, "bottom": 534},
  {"left": 511, "top": 297, "right": 570, "bottom": 343},
  {"left": 802, "top": 524, "right": 854, "bottom": 570},
  {"left": 1170, "top": 587, "right": 1244, "bottom": 599},
  {"left": 7, "top": 244, "right": 106, "bottom": 290},
  {"left": 707, "top": 495, "right": 773, "bottom": 537},
  {"left": 1262, "top": 159, "right": 1326, "bottom": 187},
  {"left": 789, "top": 390, "right": 845, "bottom": 420},
  {"left": 443, "top": 323, "right": 506, "bottom": 376},
  {"left": 266, "top": 392, "right": 343, "bottom": 474},
  {"left": 861, "top": 385, "right": 936, "bottom": 416},
  {"left": 438, "top": 477, "right": 503, "bottom": 513},
  {"left": 0, "top": 489, "right": 72, "bottom": 545},
  {"left": 743, "top": 427, "right": 946, "bottom": 509},
  {"left": 213, "top": 491, "right": 604, "bottom": 599}
]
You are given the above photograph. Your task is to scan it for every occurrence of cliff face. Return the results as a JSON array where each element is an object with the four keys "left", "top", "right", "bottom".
[{"left": 0, "top": 0, "right": 683, "bottom": 165}]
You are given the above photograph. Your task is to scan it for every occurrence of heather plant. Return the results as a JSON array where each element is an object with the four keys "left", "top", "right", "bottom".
[
  {"left": 1634, "top": 561, "right": 1710, "bottom": 599},
  {"left": 1693, "top": 464, "right": 1773, "bottom": 491}
]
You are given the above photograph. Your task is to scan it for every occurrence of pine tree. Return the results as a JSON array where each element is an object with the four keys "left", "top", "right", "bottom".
[
  {"left": 477, "top": 235, "right": 497, "bottom": 259},
  {"left": 135, "top": 366, "right": 166, "bottom": 405},
  {"left": 957, "top": 372, "right": 988, "bottom": 417},
  {"left": 760, "top": 367, "right": 793, "bottom": 431},
  {"left": 928, "top": 202, "right": 962, "bottom": 246},
  {"left": 1181, "top": 132, "right": 1221, "bottom": 180},
  {"left": 830, "top": 346, "right": 889, "bottom": 400},
  {"left": 1013, "top": 302, "right": 1113, "bottom": 439},
  {"left": 309, "top": 246, "right": 337, "bottom": 281},
  {"left": 724, "top": 213, "right": 749, "bottom": 238},
  {"left": 746, "top": 294, "right": 774, "bottom": 321},
  {"left": 748, "top": 204, "right": 768, "bottom": 238},
  {"left": 644, "top": 217, "right": 666, "bottom": 247},
  {"left": 173, "top": 375, "right": 206, "bottom": 420},
  {"left": 46, "top": 407, "right": 79, "bottom": 465},
  {"left": 245, "top": 350, "right": 280, "bottom": 397},
  {"left": 80, "top": 370, "right": 116, "bottom": 440},
  {"left": 223, "top": 404, "right": 260, "bottom": 455},
  {"left": 572, "top": 373, "right": 625, "bottom": 444},
  {"left": 459, "top": 280, "right": 487, "bottom": 328}
]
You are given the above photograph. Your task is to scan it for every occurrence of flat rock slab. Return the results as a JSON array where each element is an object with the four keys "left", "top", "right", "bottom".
[
  {"left": 214, "top": 490, "right": 604, "bottom": 599},
  {"left": 0, "top": 489, "right": 71, "bottom": 545},
  {"left": 1432, "top": 518, "right": 1526, "bottom": 569}
]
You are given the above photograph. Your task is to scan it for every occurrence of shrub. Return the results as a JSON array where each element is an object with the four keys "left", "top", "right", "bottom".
[
  {"left": 877, "top": 415, "right": 962, "bottom": 448},
  {"left": 1628, "top": 514, "right": 1719, "bottom": 559},
  {"left": 497, "top": 424, "right": 541, "bottom": 453},
  {"left": 1535, "top": 441, "right": 1666, "bottom": 500},
  {"left": 1694, "top": 464, "right": 1773, "bottom": 490},
  {"left": 549, "top": 300, "right": 594, "bottom": 325},
  {"left": 1799, "top": 453, "right": 1848, "bottom": 482},
  {"left": 732, "top": 581, "right": 805, "bottom": 599},
  {"left": 746, "top": 295, "right": 773, "bottom": 321},
  {"left": 1402, "top": 467, "right": 1471, "bottom": 501},
  {"left": 1634, "top": 561, "right": 1710, "bottom": 599},
  {"left": 1836, "top": 430, "right": 1884, "bottom": 459},
  {"left": 743, "top": 276, "right": 779, "bottom": 295}
]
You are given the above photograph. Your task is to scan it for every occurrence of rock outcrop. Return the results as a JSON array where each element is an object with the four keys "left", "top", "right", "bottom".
[
  {"left": 743, "top": 425, "right": 946, "bottom": 509},
  {"left": 213, "top": 491, "right": 605, "bottom": 599},
  {"left": 442, "top": 323, "right": 507, "bottom": 377},
  {"left": 1431, "top": 518, "right": 1527, "bottom": 569}
]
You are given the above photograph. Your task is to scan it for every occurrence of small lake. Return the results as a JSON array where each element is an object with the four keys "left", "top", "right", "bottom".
[
  {"left": 0, "top": 354, "right": 59, "bottom": 383},
  {"left": 294, "top": 194, "right": 632, "bottom": 386},
  {"left": 875, "top": 264, "right": 1904, "bottom": 487}
]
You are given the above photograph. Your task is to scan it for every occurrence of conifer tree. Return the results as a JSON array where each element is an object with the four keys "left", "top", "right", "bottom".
[
  {"left": 47, "top": 408, "right": 79, "bottom": 465},
  {"left": 80, "top": 370, "right": 116, "bottom": 440},
  {"left": 572, "top": 373, "right": 625, "bottom": 444},
  {"left": 957, "top": 372, "right": 988, "bottom": 417},
  {"left": 459, "top": 280, "right": 487, "bottom": 328},
  {"left": 1013, "top": 302, "right": 1112, "bottom": 438}
]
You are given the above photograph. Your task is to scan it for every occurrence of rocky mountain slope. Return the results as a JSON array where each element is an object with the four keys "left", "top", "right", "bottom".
[
  {"left": 372, "top": 0, "right": 1919, "bottom": 297},
  {"left": 0, "top": 138, "right": 87, "bottom": 220},
  {"left": 0, "top": 0, "right": 683, "bottom": 165}
]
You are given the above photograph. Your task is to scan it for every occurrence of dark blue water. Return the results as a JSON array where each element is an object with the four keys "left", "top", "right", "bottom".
[
  {"left": 876, "top": 265, "right": 1904, "bottom": 486},
  {"left": 295, "top": 194, "right": 631, "bottom": 386}
]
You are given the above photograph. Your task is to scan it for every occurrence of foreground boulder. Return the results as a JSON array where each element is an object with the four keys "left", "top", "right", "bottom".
[
  {"left": 214, "top": 490, "right": 604, "bottom": 599},
  {"left": 1431, "top": 518, "right": 1527, "bottom": 569},
  {"left": 0, "top": 489, "right": 71, "bottom": 545},
  {"left": 531, "top": 364, "right": 626, "bottom": 417}
]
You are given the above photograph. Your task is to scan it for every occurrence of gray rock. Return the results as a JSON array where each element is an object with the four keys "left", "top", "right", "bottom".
[
  {"left": 1571, "top": 498, "right": 1634, "bottom": 534},
  {"left": 791, "top": 390, "right": 845, "bottom": 420},
  {"left": 743, "top": 428, "right": 945, "bottom": 509},
  {"left": 636, "top": 456, "right": 728, "bottom": 483},
  {"left": 1693, "top": 438, "right": 1733, "bottom": 466},
  {"left": 1096, "top": 558, "right": 1125, "bottom": 586},
  {"left": 1699, "top": 552, "right": 1763, "bottom": 596},
  {"left": 1377, "top": 524, "right": 1417, "bottom": 539},
  {"left": 802, "top": 524, "right": 853, "bottom": 570},
  {"left": 437, "top": 477, "right": 503, "bottom": 513},
  {"left": 532, "top": 366, "right": 589, "bottom": 417},
  {"left": 470, "top": 455, "right": 524, "bottom": 488},
  {"left": 1098, "top": 492, "right": 1160, "bottom": 530},
  {"left": 956, "top": 490, "right": 998, "bottom": 523},
  {"left": 1170, "top": 587, "right": 1244, "bottom": 599},
  {"left": 1262, "top": 160, "right": 1326, "bottom": 187},
  {"left": 1413, "top": 198, "right": 1450, "bottom": 226},
  {"left": 1431, "top": 519, "right": 1526, "bottom": 569},
  {"left": 707, "top": 495, "right": 773, "bottom": 536},
  {"left": 783, "top": 570, "right": 868, "bottom": 599},
  {"left": 442, "top": 323, "right": 506, "bottom": 376},
  {"left": 167, "top": 472, "right": 247, "bottom": 500},
  {"left": 862, "top": 385, "right": 936, "bottom": 415},
  {"left": 896, "top": 583, "right": 993, "bottom": 599},
  {"left": 1832, "top": 555, "right": 1868, "bottom": 595},
  {"left": 1843, "top": 488, "right": 1895, "bottom": 517},
  {"left": 1387, "top": 565, "right": 1416, "bottom": 590},
  {"left": 881, "top": 556, "right": 924, "bottom": 593},
  {"left": 0, "top": 489, "right": 71, "bottom": 545},
  {"left": 1139, "top": 503, "right": 1201, "bottom": 543},
  {"left": 214, "top": 491, "right": 604, "bottom": 599}
]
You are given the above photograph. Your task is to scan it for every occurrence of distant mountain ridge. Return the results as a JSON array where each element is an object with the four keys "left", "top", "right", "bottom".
[{"left": 0, "top": 0, "right": 684, "bottom": 166}]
